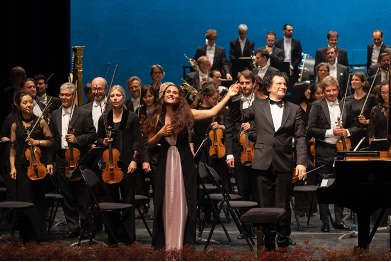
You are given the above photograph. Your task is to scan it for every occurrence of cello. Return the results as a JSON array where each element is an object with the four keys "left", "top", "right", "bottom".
[
  {"left": 239, "top": 131, "right": 254, "bottom": 166},
  {"left": 64, "top": 126, "right": 81, "bottom": 181},
  {"left": 101, "top": 126, "right": 123, "bottom": 184}
]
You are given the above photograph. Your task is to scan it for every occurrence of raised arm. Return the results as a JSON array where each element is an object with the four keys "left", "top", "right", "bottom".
[{"left": 191, "top": 84, "right": 239, "bottom": 121}]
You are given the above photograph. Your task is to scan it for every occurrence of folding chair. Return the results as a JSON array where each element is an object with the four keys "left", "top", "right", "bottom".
[
  {"left": 134, "top": 194, "right": 152, "bottom": 237},
  {"left": 203, "top": 163, "right": 258, "bottom": 251},
  {"left": 76, "top": 166, "right": 133, "bottom": 246}
]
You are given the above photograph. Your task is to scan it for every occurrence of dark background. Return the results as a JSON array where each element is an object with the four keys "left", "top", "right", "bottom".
[{"left": 1, "top": 0, "right": 70, "bottom": 96}]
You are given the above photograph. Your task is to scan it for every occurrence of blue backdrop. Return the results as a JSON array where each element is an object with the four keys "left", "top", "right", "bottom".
[{"left": 71, "top": 0, "right": 391, "bottom": 100}]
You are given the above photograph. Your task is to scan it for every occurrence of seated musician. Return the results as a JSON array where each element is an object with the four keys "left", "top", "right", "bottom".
[
  {"left": 185, "top": 56, "right": 212, "bottom": 91},
  {"left": 307, "top": 76, "right": 358, "bottom": 233},
  {"left": 49, "top": 82, "right": 97, "bottom": 239}
]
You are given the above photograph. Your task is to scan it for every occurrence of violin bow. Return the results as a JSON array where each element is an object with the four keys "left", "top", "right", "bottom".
[{"left": 359, "top": 65, "right": 381, "bottom": 116}]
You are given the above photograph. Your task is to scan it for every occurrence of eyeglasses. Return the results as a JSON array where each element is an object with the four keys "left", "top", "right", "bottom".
[
  {"left": 128, "top": 85, "right": 140, "bottom": 89},
  {"left": 92, "top": 87, "right": 105, "bottom": 91},
  {"left": 59, "top": 93, "right": 73, "bottom": 98}
]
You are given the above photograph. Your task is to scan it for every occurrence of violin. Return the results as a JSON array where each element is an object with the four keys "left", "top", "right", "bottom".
[
  {"left": 239, "top": 132, "right": 254, "bottom": 166},
  {"left": 24, "top": 126, "right": 47, "bottom": 180},
  {"left": 101, "top": 126, "right": 123, "bottom": 184},
  {"left": 335, "top": 117, "right": 351, "bottom": 151},
  {"left": 309, "top": 139, "right": 316, "bottom": 166},
  {"left": 208, "top": 127, "right": 226, "bottom": 159},
  {"left": 65, "top": 126, "right": 81, "bottom": 181}
]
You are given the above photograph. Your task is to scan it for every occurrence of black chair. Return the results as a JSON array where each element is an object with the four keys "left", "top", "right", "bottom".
[
  {"left": 75, "top": 166, "right": 133, "bottom": 246},
  {"left": 290, "top": 185, "right": 318, "bottom": 230},
  {"left": 0, "top": 140, "right": 35, "bottom": 237},
  {"left": 134, "top": 194, "right": 152, "bottom": 237},
  {"left": 203, "top": 163, "right": 258, "bottom": 251},
  {"left": 45, "top": 193, "right": 64, "bottom": 233}
]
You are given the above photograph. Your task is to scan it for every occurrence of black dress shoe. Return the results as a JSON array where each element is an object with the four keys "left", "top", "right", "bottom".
[
  {"left": 277, "top": 236, "right": 295, "bottom": 248},
  {"left": 333, "top": 222, "right": 351, "bottom": 230},
  {"left": 61, "top": 231, "right": 80, "bottom": 239},
  {"left": 321, "top": 222, "right": 330, "bottom": 232}
]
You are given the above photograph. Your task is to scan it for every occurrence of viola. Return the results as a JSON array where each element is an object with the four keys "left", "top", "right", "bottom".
[
  {"left": 335, "top": 117, "right": 352, "bottom": 151},
  {"left": 101, "top": 126, "right": 123, "bottom": 184},
  {"left": 25, "top": 144, "right": 47, "bottom": 181},
  {"left": 208, "top": 128, "right": 226, "bottom": 159},
  {"left": 65, "top": 126, "right": 81, "bottom": 181},
  {"left": 239, "top": 132, "right": 254, "bottom": 166}
]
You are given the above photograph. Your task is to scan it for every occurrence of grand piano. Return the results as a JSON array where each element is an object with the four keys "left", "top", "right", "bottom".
[{"left": 317, "top": 150, "right": 391, "bottom": 249}]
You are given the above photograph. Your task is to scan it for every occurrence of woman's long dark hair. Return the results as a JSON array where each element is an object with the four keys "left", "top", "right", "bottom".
[{"left": 143, "top": 84, "right": 194, "bottom": 136}]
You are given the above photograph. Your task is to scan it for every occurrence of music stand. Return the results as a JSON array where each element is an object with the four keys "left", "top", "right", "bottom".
[
  {"left": 66, "top": 147, "right": 105, "bottom": 181},
  {"left": 368, "top": 138, "right": 388, "bottom": 151}
]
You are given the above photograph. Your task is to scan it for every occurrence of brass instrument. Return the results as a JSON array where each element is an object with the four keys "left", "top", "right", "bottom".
[
  {"left": 251, "top": 51, "right": 256, "bottom": 68},
  {"left": 70, "top": 46, "right": 85, "bottom": 105},
  {"left": 180, "top": 78, "right": 198, "bottom": 97},
  {"left": 184, "top": 54, "right": 198, "bottom": 71}
]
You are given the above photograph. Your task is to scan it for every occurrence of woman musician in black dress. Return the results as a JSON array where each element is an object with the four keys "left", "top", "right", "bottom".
[
  {"left": 96, "top": 85, "right": 140, "bottom": 245},
  {"left": 9, "top": 90, "right": 53, "bottom": 243}
]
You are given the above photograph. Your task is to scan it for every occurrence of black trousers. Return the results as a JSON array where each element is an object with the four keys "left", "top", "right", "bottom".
[
  {"left": 55, "top": 155, "right": 90, "bottom": 233},
  {"left": 254, "top": 166, "right": 292, "bottom": 237},
  {"left": 316, "top": 141, "right": 344, "bottom": 224}
]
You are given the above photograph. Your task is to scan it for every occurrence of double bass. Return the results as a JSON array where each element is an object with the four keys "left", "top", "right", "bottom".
[
  {"left": 64, "top": 126, "right": 81, "bottom": 181},
  {"left": 101, "top": 126, "right": 123, "bottom": 184}
]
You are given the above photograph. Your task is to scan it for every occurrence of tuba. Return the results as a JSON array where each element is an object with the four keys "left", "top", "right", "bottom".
[
  {"left": 251, "top": 51, "right": 257, "bottom": 68},
  {"left": 184, "top": 54, "right": 198, "bottom": 71},
  {"left": 69, "top": 46, "right": 85, "bottom": 105}
]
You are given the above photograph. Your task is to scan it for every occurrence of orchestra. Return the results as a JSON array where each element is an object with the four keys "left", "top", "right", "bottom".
[{"left": 2, "top": 24, "right": 391, "bottom": 250}]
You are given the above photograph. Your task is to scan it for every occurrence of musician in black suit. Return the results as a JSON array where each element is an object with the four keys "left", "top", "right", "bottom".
[
  {"left": 229, "top": 72, "right": 307, "bottom": 250},
  {"left": 324, "top": 47, "right": 350, "bottom": 99},
  {"left": 367, "top": 29, "right": 388, "bottom": 71},
  {"left": 34, "top": 74, "right": 61, "bottom": 116},
  {"left": 225, "top": 70, "right": 258, "bottom": 206},
  {"left": 229, "top": 24, "right": 255, "bottom": 80},
  {"left": 307, "top": 76, "right": 358, "bottom": 233},
  {"left": 265, "top": 31, "right": 285, "bottom": 71},
  {"left": 81, "top": 77, "right": 109, "bottom": 132},
  {"left": 314, "top": 30, "right": 349, "bottom": 73},
  {"left": 275, "top": 24, "right": 303, "bottom": 90},
  {"left": 185, "top": 56, "right": 212, "bottom": 90},
  {"left": 194, "top": 29, "right": 232, "bottom": 80},
  {"left": 50, "top": 82, "right": 96, "bottom": 238},
  {"left": 369, "top": 52, "right": 391, "bottom": 88},
  {"left": 252, "top": 48, "right": 280, "bottom": 79}
]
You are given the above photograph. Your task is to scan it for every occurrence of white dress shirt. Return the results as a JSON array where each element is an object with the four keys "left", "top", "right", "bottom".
[
  {"left": 283, "top": 37, "right": 292, "bottom": 63},
  {"left": 257, "top": 65, "right": 269, "bottom": 79},
  {"left": 371, "top": 43, "right": 382, "bottom": 66},
  {"left": 239, "top": 38, "right": 246, "bottom": 56},
  {"left": 323, "top": 100, "right": 341, "bottom": 145},
  {"left": 206, "top": 44, "right": 215, "bottom": 66},
  {"left": 328, "top": 63, "right": 337, "bottom": 79},
  {"left": 61, "top": 105, "right": 75, "bottom": 149},
  {"left": 270, "top": 99, "right": 284, "bottom": 131},
  {"left": 33, "top": 100, "right": 43, "bottom": 117},
  {"left": 92, "top": 97, "right": 107, "bottom": 132}
]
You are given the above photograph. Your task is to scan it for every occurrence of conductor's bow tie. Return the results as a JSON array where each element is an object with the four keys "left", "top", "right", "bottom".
[{"left": 269, "top": 99, "right": 283, "bottom": 107}]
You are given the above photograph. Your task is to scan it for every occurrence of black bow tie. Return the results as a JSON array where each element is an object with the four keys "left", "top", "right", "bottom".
[{"left": 269, "top": 99, "right": 283, "bottom": 107}]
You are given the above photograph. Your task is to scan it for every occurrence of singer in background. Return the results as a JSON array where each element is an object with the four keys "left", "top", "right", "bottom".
[{"left": 345, "top": 72, "right": 376, "bottom": 150}]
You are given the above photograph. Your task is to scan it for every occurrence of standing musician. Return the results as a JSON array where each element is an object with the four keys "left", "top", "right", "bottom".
[
  {"left": 9, "top": 90, "right": 53, "bottom": 243},
  {"left": 191, "top": 81, "right": 229, "bottom": 191},
  {"left": 345, "top": 72, "right": 376, "bottom": 150},
  {"left": 307, "top": 76, "right": 358, "bottom": 233},
  {"left": 225, "top": 70, "right": 258, "bottom": 204},
  {"left": 49, "top": 82, "right": 96, "bottom": 238},
  {"left": 34, "top": 74, "right": 62, "bottom": 119},
  {"left": 229, "top": 72, "right": 307, "bottom": 250},
  {"left": 96, "top": 85, "right": 140, "bottom": 245},
  {"left": 81, "top": 77, "right": 109, "bottom": 132}
]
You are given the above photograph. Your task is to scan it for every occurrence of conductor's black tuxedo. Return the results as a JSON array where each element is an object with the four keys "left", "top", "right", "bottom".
[{"left": 230, "top": 95, "right": 307, "bottom": 240}]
